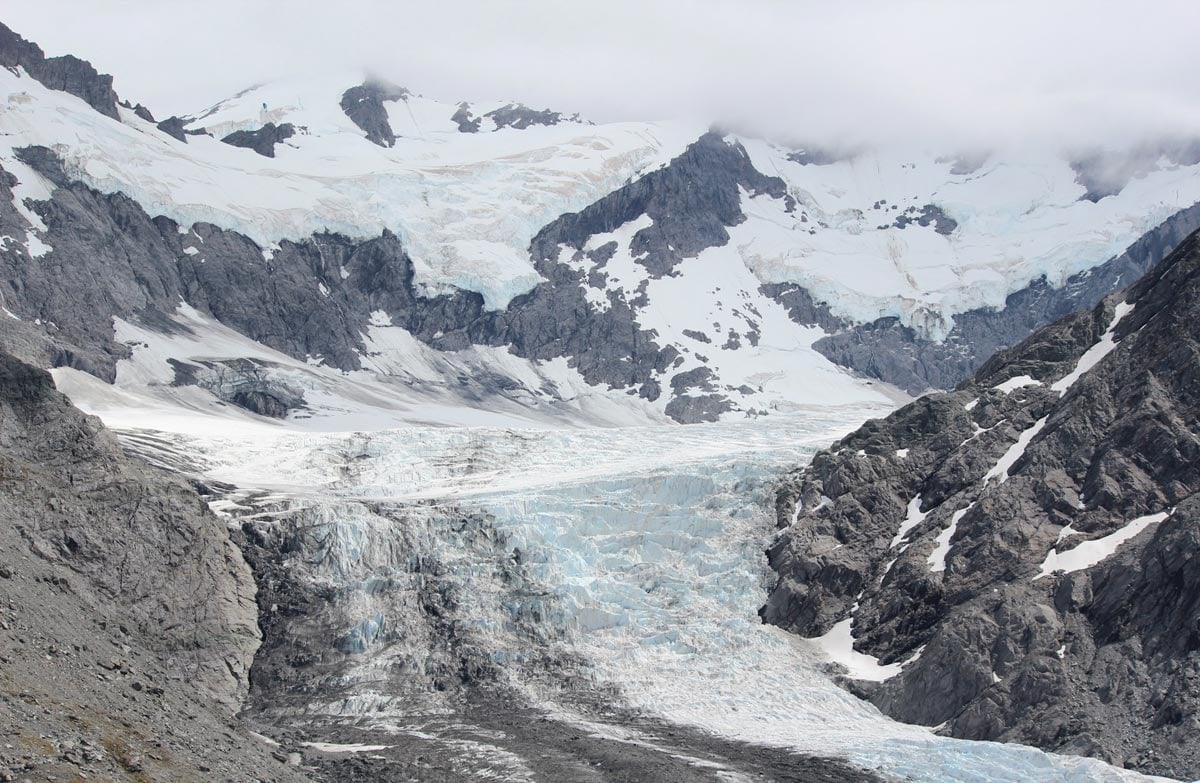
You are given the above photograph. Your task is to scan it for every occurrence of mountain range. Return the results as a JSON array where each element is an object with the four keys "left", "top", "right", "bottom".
[{"left": 1, "top": 18, "right": 1197, "bottom": 783}]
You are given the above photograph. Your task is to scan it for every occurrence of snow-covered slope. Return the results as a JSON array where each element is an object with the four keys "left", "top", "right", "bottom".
[
  {"left": 2, "top": 19, "right": 1199, "bottom": 424},
  {"left": 0, "top": 66, "right": 698, "bottom": 310},
  {"left": 738, "top": 140, "right": 1200, "bottom": 338}
]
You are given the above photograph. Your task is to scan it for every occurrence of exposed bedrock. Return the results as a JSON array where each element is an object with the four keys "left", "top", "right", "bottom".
[
  {"left": 0, "top": 349, "right": 306, "bottom": 781},
  {"left": 0, "top": 21, "right": 120, "bottom": 119},
  {"left": 221, "top": 121, "right": 297, "bottom": 157},
  {"left": 763, "top": 230, "right": 1200, "bottom": 779},
  {"left": 0, "top": 145, "right": 679, "bottom": 415},
  {"left": 339, "top": 79, "right": 410, "bottom": 147},
  {"left": 532, "top": 131, "right": 794, "bottom": 280}
]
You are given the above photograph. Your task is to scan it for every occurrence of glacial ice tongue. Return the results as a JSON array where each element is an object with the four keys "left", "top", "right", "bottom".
[{"left": 113, "top": 410, "right": 1174, "bottom": 783}]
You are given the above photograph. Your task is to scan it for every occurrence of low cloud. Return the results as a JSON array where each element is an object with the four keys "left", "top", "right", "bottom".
[{"left": 8, "top": 0, "right": 1200, "bottom": 149}]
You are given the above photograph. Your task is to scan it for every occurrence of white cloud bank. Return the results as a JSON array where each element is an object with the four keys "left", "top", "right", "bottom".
[{"left": 6, "top": 0, "right": 1200, "bottom": 148}]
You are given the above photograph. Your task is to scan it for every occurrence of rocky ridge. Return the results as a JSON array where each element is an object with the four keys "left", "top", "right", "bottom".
[{"left": 762, "top": 229, "right": 1200, "bottom": 778}]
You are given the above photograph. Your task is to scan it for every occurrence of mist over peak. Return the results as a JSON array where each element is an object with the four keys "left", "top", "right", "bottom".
[{"left": 7, "top": 0, "right": 1199, "bottom": 151}]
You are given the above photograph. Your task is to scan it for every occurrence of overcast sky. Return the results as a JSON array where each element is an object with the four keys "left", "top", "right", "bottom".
[{"left": 6, "top": 0, "right": 1199, "bottom": 148}]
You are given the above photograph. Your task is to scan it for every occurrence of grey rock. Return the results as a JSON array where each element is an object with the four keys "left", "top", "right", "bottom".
[
  {"left": 0, "top": 349, "right": 307, "bottom": 781},
  {"left": 0, "top": 22, "right": 120, "bottom": 119},
  {"left": 130, "top": 103, "right": 154, "bottom": 123},
  {"left": 483, "top": 103, "right": 579, "bottom": 130},
  {"left": 339, "top": 79, "right": 410, "bottom": 147},
  {"left": 155, "top": 116, "right": 188, "bottom": 142},
  {"left": 221, "top": 122, "right": 296, "bottom": 158},
  {"left": 763, "top": 229, "right": 1200, "bottom": 779},
  {"left": 451, "top": 101, "right": 481, "bottom": 133},
  {"left": 757, "top": 283, "right": 846, "bottom": 332},
  {"left": 532, "top": 131, "right": 794, "bottom": 279},
  {"left": 0, "top": 145, "right": 685, "bottom": 417},
  {"left": 664, "top": 393, "right": 732, "bottom": 424},
  {"left": 891, "top": 203, "right": 958, "bottom": 235}
]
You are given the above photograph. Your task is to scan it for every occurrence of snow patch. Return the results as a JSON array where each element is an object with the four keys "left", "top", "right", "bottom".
[
  {"left": 992, "top": 375, "right": 1041, "bottom": 393},
  {"left": 1050, "top": 300, "right": 1136, "bottom": 395},
  {"left": 808, "top": 611, "right": 910, "bottom": 682},
  {"left": 1035, "top": 510, "right": 1170, "bottom": 580},
  {"left": 891, "top": 495, "right": 929, "bottom": 548},
  {"left": 984, "top": 417, "right": 1049, "bottom": 485},
  {"left": 928, "top": 502, "right": 974, "bottom": 573}
]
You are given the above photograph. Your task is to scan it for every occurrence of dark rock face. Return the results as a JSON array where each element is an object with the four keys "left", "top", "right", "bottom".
[
  {"left": 130, "top": 102, "right": 155, "bottom": 122},
  {"left": 0, "top": 22, "right": 120, "bottom": 119},
  {"left": 533, "top": 131, "right": 793, "bottom": 279},
  {"left": 891, "top": 203, "right": 958, "bottom": 235},
  {"left": 220, "top": 122, "right": 296, "bottom": 157},
  {"left": 811, "top": 201, "right": 1200, "bottom": 394},
  {"left": 0, "top": 350, "right": 305, "bottom": 781},
  {"left": 484, "top": 103, "right": 573, "bottom": 130},
  {"left": 762, "top": 230, "right": 1200, "bottom": 779},
  {"left": 451, "top": 101, "right": 481, "bottom": 133},
  {"left": 155, "top": 115, "right": 189, "bottom": 142},
  {"left": 757, "top": 283, "right": 845, "bottom": 332},
  {"left": 339, "top": 80, "right": 410, "bottom": 147},
  {"left": 0, "top": 145, "right": 683, "bottom": 416}
]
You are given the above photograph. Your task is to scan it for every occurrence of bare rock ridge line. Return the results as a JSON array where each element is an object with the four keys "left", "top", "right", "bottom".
[
  {"left": 221, "top": 122, "right": 297, "bottom": 158},
  {"left": 0, "top": 21, "right": 119, "bottom": 119},
  {"left": 763, "top": 229, "right": 1200, "bottom": 779}
]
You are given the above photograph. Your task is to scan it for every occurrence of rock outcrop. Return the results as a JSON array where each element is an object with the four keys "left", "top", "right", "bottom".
[
  {"left": 0, "top": 350, "right": 307, "bottom": 781},
  {"left": 339, "top": 80, "right": 410, "bottom": 147},
  {"left": 221, "top": 122, "right": 296, "bottom": 157},
  {"left": 0, "top": 21, "right": 119, "bottom": 119},
  {"left": 763, "top": 230, "right": 1200, "bottom": 779}
]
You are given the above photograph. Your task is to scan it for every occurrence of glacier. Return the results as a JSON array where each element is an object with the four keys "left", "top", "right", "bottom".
[{"left": 68, "top": 383, "right": 1176, "bottom": 782}]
